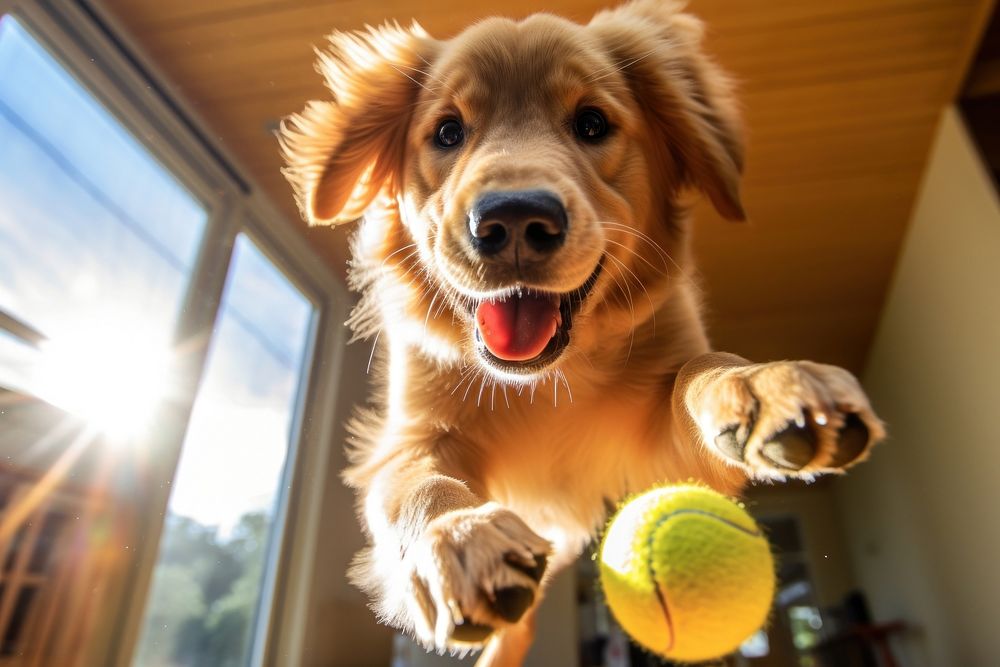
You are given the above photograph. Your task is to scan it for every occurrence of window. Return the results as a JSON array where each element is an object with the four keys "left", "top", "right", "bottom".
[
  {"left": 0, "top": 13, "right": 206, "bottom": 416},
  {"left": 135, "top": 235, "right": 314, "bottom": 667},
  {"left": 0, "top": 7, "right": 341, "bottom": 667}
]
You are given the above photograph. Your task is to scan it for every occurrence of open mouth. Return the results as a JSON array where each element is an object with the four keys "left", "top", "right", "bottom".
[{"left": 472, "top": 261, "right": 602, "bottom": 374}]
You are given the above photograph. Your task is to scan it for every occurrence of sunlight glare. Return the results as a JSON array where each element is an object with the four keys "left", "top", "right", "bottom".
[{"left": 36, "top": 322, "right": 171, "bottom": 443}]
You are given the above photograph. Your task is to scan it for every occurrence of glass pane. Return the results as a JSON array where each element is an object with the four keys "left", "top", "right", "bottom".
[
  {"left": 0, "top": 329, "right": 38, "bottom": 396},
  {"left": 135, "top": 234, "right": 314, "bottom": 667},
  {"left": 0, "top": 15, "right": 206, "bottom": 425}
]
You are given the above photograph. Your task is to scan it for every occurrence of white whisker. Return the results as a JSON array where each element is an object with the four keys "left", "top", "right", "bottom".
[
  {"left": 423, "top": 287, "right": 441, "bottom": 336},
  {"left": 585, "top": 49, "right": 656, "bottom": 82},
  {"left": 599, "top": 220, "right": 677, "bottom": 274},
  {"left": 604, "top": 238, "right": 668, "bottom": 277},
  {"left": 604, "top": 255, "right": 636, "bottom": 363},
  {"left": 559, "top": 370, "right": 574, "bottom": 404},
  {"left": 476, "top": 374, "right": 488, "bottom": 407},
  {"left": 378, "top": 242, "right": 418, "bottom": 270},
  {"left": 414, "top": 52, "right": 458, "bottom": 95},
  {"left": 462, "top": 369, "right": 479, "bottom": 403},
  {"left": 606, "top": 252, "right": 657, "bottom": 321},
  {"left": 586, "top": 49, "right": 657, "bottom": 83},
  {"left": 366, "top": 329, "right": 382, "bottom": 374},
  {"left": 450, "top": 365, "right": 476, "bottom": 396},
  {"left": 389, "top": 64, "right": 437, "bottom": 95}
]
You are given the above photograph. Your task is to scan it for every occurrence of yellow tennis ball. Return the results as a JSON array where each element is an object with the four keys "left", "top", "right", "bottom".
[{"left": 599, "top": 484, "right": 775, "bottom": 662}]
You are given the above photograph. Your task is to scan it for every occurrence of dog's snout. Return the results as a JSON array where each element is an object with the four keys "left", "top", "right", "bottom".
[{"left": 468, "top": 190, "right": 567, "bottom": 260}]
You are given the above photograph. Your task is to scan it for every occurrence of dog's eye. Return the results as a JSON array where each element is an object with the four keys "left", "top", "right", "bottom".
[
  {"left": 435, "top": 119, "right": 464, "bottom": 149},
  {"left": 574, "top": 109, "right": 608, "bottom": 142}
]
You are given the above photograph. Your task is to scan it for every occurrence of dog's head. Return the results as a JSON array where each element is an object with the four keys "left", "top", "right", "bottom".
[{"left": 281, "top": 0, "right": 744, "bottom": 383}]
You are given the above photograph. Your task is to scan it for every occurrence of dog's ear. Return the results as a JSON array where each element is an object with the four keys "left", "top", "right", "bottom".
[
  {"left": 589, "top": 1, "right": 745, "bottom": 221},
  {"left": 280, "top": 22, "right": 436, "bottom": 226}
]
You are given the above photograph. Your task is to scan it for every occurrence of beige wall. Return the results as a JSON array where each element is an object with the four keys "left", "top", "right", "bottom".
[{"left": 836, "top": 108, "right": 1000, "bottom": 667}]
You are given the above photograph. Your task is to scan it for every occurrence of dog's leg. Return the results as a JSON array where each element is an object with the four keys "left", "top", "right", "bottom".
[
  {"left": 474, "top": 608, "right": 536, "bottom": 667},
  {"left": 360, "top": 458, "right": 550, "bottom": 653},
  {"left": 673, "top": 352, "right": 885, "bottom": 478}
]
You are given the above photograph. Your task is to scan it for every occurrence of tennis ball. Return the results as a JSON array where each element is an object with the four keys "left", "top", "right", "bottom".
[{"left": 599, "top": 484, "right": 774, "bottom": 662}]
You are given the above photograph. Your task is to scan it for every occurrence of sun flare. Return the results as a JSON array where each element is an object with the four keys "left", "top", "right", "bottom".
[{"left": 35, "top": 323, "right": 171, "bottom": 442}]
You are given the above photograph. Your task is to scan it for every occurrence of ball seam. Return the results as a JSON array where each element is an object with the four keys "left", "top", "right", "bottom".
[
  {"left": 648, "top": 507, "right": 762, "bottom": 538},
  {"left": 644, "top": 507, "right": 764, "bottom": 655}
]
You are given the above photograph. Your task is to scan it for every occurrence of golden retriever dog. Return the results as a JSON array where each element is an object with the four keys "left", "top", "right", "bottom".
[{"left": 280, "top": 1, "right": 884, "bottom": 663}]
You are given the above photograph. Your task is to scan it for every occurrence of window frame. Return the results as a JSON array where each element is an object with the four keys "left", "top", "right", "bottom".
[{"left": 0, "top": 1, "right": 351, "bottom": 665}]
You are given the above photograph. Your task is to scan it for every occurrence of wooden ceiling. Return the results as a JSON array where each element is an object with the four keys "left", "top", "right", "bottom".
[{"left": 98, "top": 0, "right": 994, "bottom": 374}]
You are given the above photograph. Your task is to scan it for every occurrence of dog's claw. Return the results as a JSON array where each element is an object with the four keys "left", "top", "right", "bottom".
[
  {"left": 830, "top": 413, "right": 870, "bottom": 468},
  {"left": 762, "top": 423, "right": 816, "bottom": 470},
  {"left": 403, "top": 505, "right": 549, "bottom": 650},
  {"left": 451, "top": 621, "right": 494, "bottom": 644},
  {"left": 504, "top": 552, "right": 547, "bottom": 583},
  {"left": 714, "top": 426, "right": 747, "bottom": 462},
  {"left": 493, "top": 586, "right": 535, "bottom": 623},
  {"left": 696, "top": 361, "right": 883, "bottom": 478}
]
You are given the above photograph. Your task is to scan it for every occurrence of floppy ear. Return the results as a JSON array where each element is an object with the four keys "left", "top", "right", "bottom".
[
  {"left": 589, "top": 0, "right": 746, "bottom": 221},
  {"left": 279, "top": 22, "right": 436, "bottom": 226}
]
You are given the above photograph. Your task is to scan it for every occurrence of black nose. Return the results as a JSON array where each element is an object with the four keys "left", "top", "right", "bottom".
[{"left": 468, "top": 190, "right": 567, "bottom": 260}]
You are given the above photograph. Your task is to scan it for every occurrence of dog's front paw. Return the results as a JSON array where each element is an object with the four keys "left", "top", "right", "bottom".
[
  {"left": 692, "top": 360, "right": 885, "bottom": 478},
  {"left": 404, "top": 503, "right": 550, "bottom": 651}
]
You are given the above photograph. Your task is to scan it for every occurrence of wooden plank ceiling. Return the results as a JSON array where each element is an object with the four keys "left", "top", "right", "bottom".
[{"left": 100, "top": 0, "right": 993, "bottom": 374}]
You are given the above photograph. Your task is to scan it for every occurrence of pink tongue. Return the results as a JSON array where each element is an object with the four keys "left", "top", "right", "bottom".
[{"left": 476, "top": 293, "right": 560, "bottom": 362}]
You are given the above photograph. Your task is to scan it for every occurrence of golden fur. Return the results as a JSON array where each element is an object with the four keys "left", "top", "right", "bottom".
[{"left": 280, "top": 2, "right": 884, "bottom": 664}]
